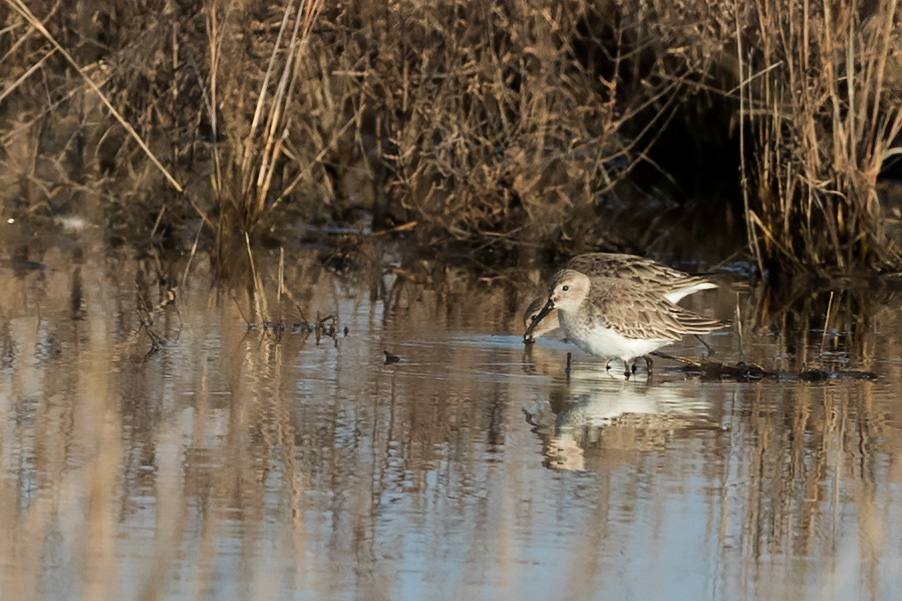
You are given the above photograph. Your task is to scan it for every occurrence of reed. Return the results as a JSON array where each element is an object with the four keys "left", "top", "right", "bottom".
[
  {"left": 736, "top": 0, "right": 902, "bottom": 273},
  {"left": 209, "top": 0, "right": 324, "bottom": 229}
]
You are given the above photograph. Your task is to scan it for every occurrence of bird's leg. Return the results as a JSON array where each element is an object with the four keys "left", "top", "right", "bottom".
[
  {"left": 694, "top": 334, "right": 714, "bottom": 355},
  {"left": 605, "top": 359, "right": 612, "bottom": 372},
  {"left": 644, "top": 355, "right": 654, "bottom": 375}
]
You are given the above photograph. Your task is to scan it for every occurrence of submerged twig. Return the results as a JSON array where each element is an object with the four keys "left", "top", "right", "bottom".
[{"left": 650, "top": 351, "right": 879, "bottom": 382}]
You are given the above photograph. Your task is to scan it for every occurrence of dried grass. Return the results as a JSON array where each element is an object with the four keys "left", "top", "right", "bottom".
[
  {"left": 736, "top": 0, "right": 902, "bottom": 272},
  {"left": 1, "top": 0, "right": 901, "bottom": 272}
]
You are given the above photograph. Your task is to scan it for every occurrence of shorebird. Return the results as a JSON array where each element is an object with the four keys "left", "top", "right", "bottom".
[
  {"left": 523, "top": 268, "right": 727, "bottom": 378},
  {"left": 523, "top": 253, "right": 717, "bottom": 342}
]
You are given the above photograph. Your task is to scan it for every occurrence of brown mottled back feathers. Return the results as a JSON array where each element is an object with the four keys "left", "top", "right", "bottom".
[
  {"left": 574, "top": 276, "right": 727, "bottom": 341},
  {"left": 563, "top": 253, "right": 714, "bottom": 296}
]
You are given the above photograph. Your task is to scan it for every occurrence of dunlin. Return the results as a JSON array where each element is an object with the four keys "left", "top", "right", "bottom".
[
  {"left": 523, "top": 268, "right": 727, "bottom": 377},
  {"left": 523, "top": 253, "right": 717, "bottom": 342}
]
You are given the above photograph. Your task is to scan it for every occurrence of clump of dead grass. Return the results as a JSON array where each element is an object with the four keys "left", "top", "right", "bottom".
[
  {"left": 735, "top": 0, "right": 902, "bottom": 273},
  {"left": 1, "top": 0, "right": 901, "bottom": 273}
]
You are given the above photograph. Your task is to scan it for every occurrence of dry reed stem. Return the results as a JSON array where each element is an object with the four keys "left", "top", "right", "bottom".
[
  {"left": 245, "top": 231, "right": 268, "bottom": 321},
  {"left": 0, "top": 46, "right": 55, "bottom": 104},
  {"left": 735, "top": 5, "right": 764, "bottom": 275},
  {"left": 206, "top": 0, "right": 226, "bottom": 193}
]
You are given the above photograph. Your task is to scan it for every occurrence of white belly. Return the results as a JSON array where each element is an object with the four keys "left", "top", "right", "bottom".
[{"left": 559, "top": 311, "right": 670, "bottom": 361}]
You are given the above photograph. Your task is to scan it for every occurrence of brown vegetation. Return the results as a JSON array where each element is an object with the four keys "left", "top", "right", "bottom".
[
  {"left": 1, "top": 0, "right": 901, "bottom": 273},
  {"left": 736, "top": 0, "right": 902, "bottom": 272}
]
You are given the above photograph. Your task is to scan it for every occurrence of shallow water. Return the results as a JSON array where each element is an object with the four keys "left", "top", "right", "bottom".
[{"left": 2, "top": 224, "right": 902, "bottom": 601}]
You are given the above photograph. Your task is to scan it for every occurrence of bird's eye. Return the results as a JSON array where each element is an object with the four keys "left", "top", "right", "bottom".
[{"left": 562, "top": 285, "right": 569, "bottom": 291}]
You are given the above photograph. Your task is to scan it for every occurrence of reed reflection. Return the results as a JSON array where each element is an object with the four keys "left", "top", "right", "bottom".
[{"left": 3, "top": 229, "right": 902, "bottom": 601}]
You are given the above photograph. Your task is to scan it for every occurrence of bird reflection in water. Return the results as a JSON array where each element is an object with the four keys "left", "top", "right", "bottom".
[{"left": 525, "top": 372, "right": 725, "bottom": 471}]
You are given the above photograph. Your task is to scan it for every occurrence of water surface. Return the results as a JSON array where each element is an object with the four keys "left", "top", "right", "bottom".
[{"left": 2, "top": 225, "right": 901, "bottom": 600}]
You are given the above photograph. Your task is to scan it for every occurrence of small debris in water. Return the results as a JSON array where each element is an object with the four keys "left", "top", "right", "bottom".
[
  {"left": 241, "top": 308, "right": 342, "bottom": 343},
  {"left": 383, "top": 349, "right": 401, "bottom": 364}
]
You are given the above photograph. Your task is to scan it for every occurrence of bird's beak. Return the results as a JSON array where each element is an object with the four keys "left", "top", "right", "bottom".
[{"left": 523, "top": 297, "right": 555, "bottom": 341}]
